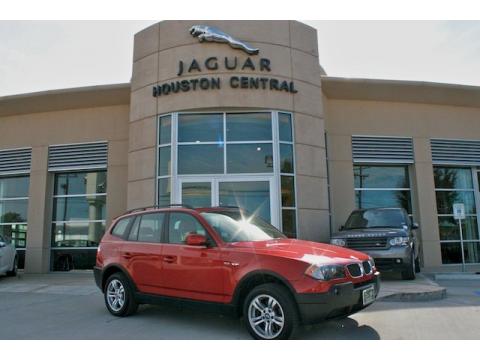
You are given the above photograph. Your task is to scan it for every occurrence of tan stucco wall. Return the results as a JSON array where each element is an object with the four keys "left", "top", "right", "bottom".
[
  {"left": 0, "top": 104, "right": 130, "bottom": 272},
  {"left": 325, "top": 98, "right": 480, "bottom": 268},
  {"left": 129, "top": 20, "right": 329, "bottom": 241}
]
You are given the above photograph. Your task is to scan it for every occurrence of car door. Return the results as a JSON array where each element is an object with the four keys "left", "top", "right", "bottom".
[
  {"left": 121, "top": 212, "right": 165, "bottom": 294},
  {"left": 158, "top": 211, "right": 225, "bottom": 302}
]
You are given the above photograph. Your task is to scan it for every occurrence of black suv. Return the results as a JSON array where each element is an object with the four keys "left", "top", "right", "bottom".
[{"left": 330, "top": 208, "right": 420, "bottom": 280}]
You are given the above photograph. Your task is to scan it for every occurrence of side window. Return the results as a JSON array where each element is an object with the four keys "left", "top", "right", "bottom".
[
  {"left": 128, "top": 216, "right": 141, "bottom": 241},
  {"left": 168, "top": 212, "right": 206, "bottom": 245},
  {"left": 111, "top": 217, "right": 132, "bottom": 239},
  {"left": 138, "top": 213, "right": 164, "bottom": 243}
]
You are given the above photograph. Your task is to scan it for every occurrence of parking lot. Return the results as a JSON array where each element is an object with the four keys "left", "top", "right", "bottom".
[{"left": 0, "top": 272, "right": 480, "bottom": 340}]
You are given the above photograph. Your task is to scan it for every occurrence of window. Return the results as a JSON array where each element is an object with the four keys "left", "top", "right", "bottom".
[
  {"left": 168, "top": 212, "right": 206, "bottom": 244},
  {"left": 354, "top": 165, "right": 412, "bottom": 213},
  {"left": 138, "top": 213, "right": 164, "bottom": 243},
  {"left": 51, "top": 171, "right": 107, "bottom": 270},
  {"left": 0, "top": 175, "right": 29, "bottom": 269},
  {"left": 434, "top": 167, "right": 480, "bottom": 264},
  {"left": 128, "top": 216, "right": 141, "bottom": 241},
  {"left": 111, "top": 217, "right": 132, "bottom": 239}
]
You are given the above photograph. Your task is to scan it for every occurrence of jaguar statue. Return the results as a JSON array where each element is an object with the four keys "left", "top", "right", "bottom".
[{"left": 189, "top": 25, "right": 259, "bottom": 55}]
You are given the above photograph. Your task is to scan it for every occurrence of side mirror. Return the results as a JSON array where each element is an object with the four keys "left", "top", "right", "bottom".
[
  {"left": 185, "top": 233, "right": 207, "bottom": 247},
  {"left": 412, "top": 222, "right": 419, "bottom": 230}
]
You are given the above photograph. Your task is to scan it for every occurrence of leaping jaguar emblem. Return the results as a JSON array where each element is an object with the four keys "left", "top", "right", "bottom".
[{"left": 189, "top": 25, "right": 260, "bottom": 55}]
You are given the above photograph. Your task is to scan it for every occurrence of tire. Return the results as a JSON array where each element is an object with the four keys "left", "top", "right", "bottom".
[
  {"left": 104, "top": 273, "right": 138, "bottom": 317},
  {"left": 6, "top": 256, "right": 17, "bottom": 277},
  {"left": 243, "top": 283, "right": 299, "bottom": 340},
  {"left": 415, "top": 257, "right": 421, "bottom": 273},
  {"left": 401, "top": 252, "right": 416, "bottom": 280}
]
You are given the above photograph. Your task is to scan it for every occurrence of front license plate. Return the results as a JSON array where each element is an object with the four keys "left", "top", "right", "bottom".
[{"left": 362, "top": 285, "right": 376, "bottom": 305}]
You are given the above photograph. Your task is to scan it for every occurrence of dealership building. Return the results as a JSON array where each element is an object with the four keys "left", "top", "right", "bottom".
[{"left": 1, "top": 20, "right": 480, "bottom": 273}]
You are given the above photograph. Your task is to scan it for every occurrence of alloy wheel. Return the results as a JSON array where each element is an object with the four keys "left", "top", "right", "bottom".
[
  {"left": 106, "top": 279, "right": 126, "bottom": 312},
  {"left": 248, "top": 294, "right": 285, "bottom": 339}
]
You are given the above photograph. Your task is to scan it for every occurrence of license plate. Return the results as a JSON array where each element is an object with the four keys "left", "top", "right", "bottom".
[{"left": 362, "top": 285, "right": 376, "bottom": 305}]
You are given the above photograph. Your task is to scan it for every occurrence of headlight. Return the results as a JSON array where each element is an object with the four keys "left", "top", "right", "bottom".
[
  {"left": 305, "top": 264, "right": 346, "bottom": 280},
  {"left": 389, "top": 236, "right": 410, "bottom": 246},
  {"left": 331, "top": 238, "right": 346, "bottom": 247}
]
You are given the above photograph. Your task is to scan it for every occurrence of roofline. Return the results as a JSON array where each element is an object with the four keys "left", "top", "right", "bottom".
[
  {"left": 0, "top": 83, "right": 131, "bottom": 117},
  {"left": 321, "top": 76, "right": 480, "bottom": 108}
]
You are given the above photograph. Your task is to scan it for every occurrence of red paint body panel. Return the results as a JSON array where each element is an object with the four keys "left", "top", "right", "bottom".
[{"left": 96, "top": 208, "right": 377, "bottom": 305}]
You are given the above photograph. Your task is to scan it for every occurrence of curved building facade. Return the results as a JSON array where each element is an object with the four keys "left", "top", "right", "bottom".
[{"left": 0, "top": 20, "right": 479, "bottom": 273}]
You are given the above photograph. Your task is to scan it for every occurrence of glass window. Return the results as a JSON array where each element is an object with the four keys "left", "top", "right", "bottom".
[
  {"left": 51, "top": 249, "right": 97, "bottom": 271},
  {"left": 168, "top": 212, "right": 206, "bottom": 244},
  {"left": 138, "top": 213, "right": 164, "bottom": 243},
  {"left": 1, "top": 224, "right": 27, "bottom": 248},
  {"left": 280, "top": 144, "right": 294, "bottom": 173},
  {"left": 436, "top": 191, "right": 476, "bottom": 214},
  {"left": 178, "top": 113, "right": 223, "bottom": 143},
  {"left": 438, "top": 216, "right": 478, "bottom": 241},
  {"left": 158, "top": 178, "right": 171, "bottom": 206},
  {"left": 226, "top": 113, "right": 272, "bottom": 141},
  {"left": 111, "top": 217, "right": 132, "bottom": 239},
  {"left": 434, "top": 167, "right": 473, "bottom": 189},
  {"left": 279, "top": 113, "right": 293, "bottom": 142},
  {"left": 0, "top": 176, "right": 29, "bottom": 198},
  {"left": 440, "top": 242, "right": 462, "bottom": 264},
  {"left": 0, "top": 199, "right": 28, "bottom": 223},
  {"left": 281, "top": 176, "right": 295, "bottom": 207},
  {"left": 227, "top": 144, "right": 273, "bottom": 173},
  {"left": 178, "top": 145, "right": 224, "bottom": 174},
  {"left": 355, "top": 190, "right": 412, "bottom": 213},
  {"left": 128, "top": 216, "right": 141, "bottom": 241},
  {"left": 354, "top": 165, "right": 410, "bottom": 189},
  {"left": 55, "top": 171, "right": 107, "bottom": 195},
  {"left": 181, "top": 182, "right": 212, "bottom": 208},
  {"left": 282, "top": 209, "right": 296, "bottom": 238},
  {"left": 158, "top": 114, "right": 171, "bottom": 145},
  {"left": 51, "top": 170, "right": 107, "bottom": 271},
  {"left": 52, "top": 221, "right": 105, "bottom": 247},
  {"left": 464, "top": 242, "right": 480, "bottom": 263},
  {"left": 158, "top": 146, "right": 171, "bottom": 176},
  {"left": 219, "top": 181, "right": 271, "bottom": 223},
  {"left": 52, "top": 196, "right": 106, "bottom": 222}
]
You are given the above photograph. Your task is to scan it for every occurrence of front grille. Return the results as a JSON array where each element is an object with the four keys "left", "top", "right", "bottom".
[
  {"left": 362, "top": 260, "right": 372, "bottom": 274},
  {"left": 346, "top": 237, "right": 388, "bottom": 250},
  {"left": 347, "top": 263, "right": 362, "bottom": 277}
]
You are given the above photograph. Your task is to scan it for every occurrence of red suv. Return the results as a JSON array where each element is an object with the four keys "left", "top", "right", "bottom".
[{"left": 94, "top": 205, "right": 380, "bottom": 340}]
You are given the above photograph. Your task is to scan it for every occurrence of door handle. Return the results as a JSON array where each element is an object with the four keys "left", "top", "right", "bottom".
[{"left": 163, "top": 255, "right": 177, "bottom": 264}]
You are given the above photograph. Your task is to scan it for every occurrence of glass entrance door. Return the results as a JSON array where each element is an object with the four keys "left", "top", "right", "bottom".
[{"left": 178, "top": 177, "right": 278, "bottom": 227}]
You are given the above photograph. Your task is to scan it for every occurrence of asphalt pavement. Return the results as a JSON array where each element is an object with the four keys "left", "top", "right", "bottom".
[{"left": 0, "top": 272, "right": 479, "bottom": 340}]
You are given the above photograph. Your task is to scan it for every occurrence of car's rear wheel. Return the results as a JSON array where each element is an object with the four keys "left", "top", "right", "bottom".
[
  {"left": 401, "top": 252, "right": 416, "bottom": 280},
  {"left": 6, "top": 256, "right": 17, "bottom": 277},
  {"left": 243, "top": 283, "right": 299, "bottom": 340},
  {"left": 104, "top": 273, "right": 138, "bottom": 317}
]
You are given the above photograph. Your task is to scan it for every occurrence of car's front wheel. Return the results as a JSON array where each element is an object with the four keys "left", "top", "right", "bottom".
[
  {"left": 243, "top": 283, "right": 299, "bottom": 340},
  {"left": 401, "top": 252, "right": 416, "bottom": 280},
  {"left": 104, "top": 273, "right": 138, "bottom": 317}
]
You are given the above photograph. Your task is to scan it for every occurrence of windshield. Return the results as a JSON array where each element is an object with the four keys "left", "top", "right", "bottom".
[
  {"left": 344, "top": 209, "right": 408, "bottom": 230},
  {"left": 201, "top": 211, "right": 287, "bottom": 242}
]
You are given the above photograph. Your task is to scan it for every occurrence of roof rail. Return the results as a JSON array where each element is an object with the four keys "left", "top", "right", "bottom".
[{"left": 123, "top": 203, "right": 194, "bottom": 215}]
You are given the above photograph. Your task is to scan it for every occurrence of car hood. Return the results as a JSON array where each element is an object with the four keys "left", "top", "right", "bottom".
[
  {"left": 331, "top": 227, "right": 408, "bottom": 239},
  {"left": 227, "top": 238, "right": 370, "bottom": 265}
]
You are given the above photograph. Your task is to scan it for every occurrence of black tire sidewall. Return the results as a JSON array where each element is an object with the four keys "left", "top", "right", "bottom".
[
  {"left": 243, "top": 283, "right": 298, "bottom": 340},
  {"left": 104, "top": 273, "right": 137, "bottom": 317},
  {"left": 402, "top": 252, "right": 416, "bottom": 280},
  {"left": 6, "top": 256, "right": 17, "bottom": 277}
]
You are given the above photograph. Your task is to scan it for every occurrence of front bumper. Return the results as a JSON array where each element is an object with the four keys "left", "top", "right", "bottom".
[
  {"left": 294, "top": 273, "right": 380, "bottom": 325},
  {"left": 364, "top": 246, "right": 412, "bottom": 271}
]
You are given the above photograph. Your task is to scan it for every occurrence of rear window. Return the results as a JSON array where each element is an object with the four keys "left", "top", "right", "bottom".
[{"left": 111, "top": 217, "right": 132, "bottom": 239}]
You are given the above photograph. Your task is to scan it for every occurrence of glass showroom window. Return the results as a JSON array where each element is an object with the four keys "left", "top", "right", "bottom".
[
  {"left": 0, "top": 176, "right": 29, "bottom": 269},
  {"left": 51, "top": 171, "right": 107, "bottom": 270},
  {"left": 434, "top": 167, "right": 480, "bottom": 264},
  {"left": 354, "top": 165, "right": 412, "bottom": 213},
  {"left": 157, "top": 111, "right": 297, "bottom": 236}
]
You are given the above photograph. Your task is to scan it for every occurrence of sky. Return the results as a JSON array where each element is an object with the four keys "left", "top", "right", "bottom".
[{"left": 0, "top": 20, "right": 479, "bottom": 97}]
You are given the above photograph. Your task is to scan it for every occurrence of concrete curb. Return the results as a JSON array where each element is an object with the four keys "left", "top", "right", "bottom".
[
  {"left": 435, "top": 273, "right": 480, "bottom": 281},
  {"left": 377, "top": 274, "right": 447, "bottom": 302}
]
